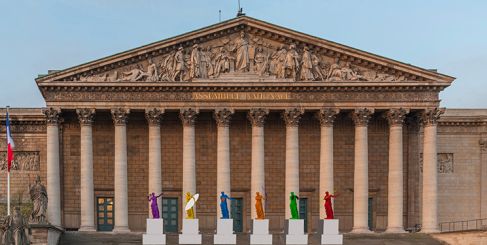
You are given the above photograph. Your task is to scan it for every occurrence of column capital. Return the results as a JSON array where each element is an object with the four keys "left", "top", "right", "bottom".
[
  {"left": 145, "top": 108, "right": 164, "bottom": 126},
  {"left": 111, "top": 108, "right": 130, "bottom": 126},
  {"left": 385, "top": 108, "right": 409, "bottom": 127},
  {"left": 282, "top": 108, "right": 304, "bottom": 127},
  {"left": 42, "top": 107, "right": 62, "bottom": 126},
  {"left": 420, "top": 108, "right": 444, "bottom": 127},
  {"left": 352, "top": 108, "right": 374, "bottom": 127},
  {"left": 316, "top": 108, "right": 340, "bottom": 127},
  {"left": 213, "top": 108, "right": 234, "bottom": 127},
  {"left": 247, "top": 108, "right": 269, "bottom": 127},
  {"left": 180, "top": 108, "right": 199, "bottom": 127},
  {"left": 77, "top": 108, "right": 95, "bottom": 126}
]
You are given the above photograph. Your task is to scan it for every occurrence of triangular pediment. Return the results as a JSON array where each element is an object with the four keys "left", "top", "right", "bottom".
[{"left": 35, "top": 16, "right": 454, "bottom": 85}]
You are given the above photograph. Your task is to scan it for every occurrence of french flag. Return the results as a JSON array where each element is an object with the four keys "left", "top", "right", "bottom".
[{"left": 6, "top": 111, "right": 14, "bottom": 172}]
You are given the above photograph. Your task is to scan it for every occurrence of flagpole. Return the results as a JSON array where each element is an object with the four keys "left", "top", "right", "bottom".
[{"left": 6, "top": 106, "right": 10, "bottom": 216}]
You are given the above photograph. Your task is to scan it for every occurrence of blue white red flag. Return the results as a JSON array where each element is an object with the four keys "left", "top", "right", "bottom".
[{"left": 6, "top": 111, "right": 14, "bottom": 172}]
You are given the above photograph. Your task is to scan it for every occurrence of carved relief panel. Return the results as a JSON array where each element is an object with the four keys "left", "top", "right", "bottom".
[
  {"left": 419, "top": 153, "right": 454, "bottom": 174},
  {"left": 65, "top": 30, "right": 411, "bottom": 83},
  {"left": 0, "top": 151, "right": 40, "bottom": 171}
]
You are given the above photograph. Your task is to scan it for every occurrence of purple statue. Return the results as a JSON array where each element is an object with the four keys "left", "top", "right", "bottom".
[{"left": 148, "top": 192, "right": 163, "bottom": 219}]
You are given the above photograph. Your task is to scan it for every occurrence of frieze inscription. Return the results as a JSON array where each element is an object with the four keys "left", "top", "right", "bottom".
[{"left": 192, "top": 92, "right": 291, "bottom": 101}]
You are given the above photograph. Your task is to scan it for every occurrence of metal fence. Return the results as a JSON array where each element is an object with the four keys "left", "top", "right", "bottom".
[{"left": 439, "top": 218, "right": 487, "bottom": 232}]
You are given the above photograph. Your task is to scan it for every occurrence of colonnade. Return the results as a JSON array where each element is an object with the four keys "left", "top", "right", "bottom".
[{"left": 42, "top": 107, "right": 442, "bottom": 233}]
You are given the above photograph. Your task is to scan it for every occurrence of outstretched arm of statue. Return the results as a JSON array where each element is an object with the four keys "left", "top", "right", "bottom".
[{"left": 156, "top": 193, "right": 163, "bottom": 198}]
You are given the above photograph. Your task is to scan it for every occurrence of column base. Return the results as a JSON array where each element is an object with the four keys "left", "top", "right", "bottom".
[
  {"left": 420, "top": 227, "right": 440, "bottom": 234},
  {"left": 385, "top": 227, "right": 406, "bottom": 233},
  {"left": 112, "top": 226, "right": 131, "bottom": 233},
  {"left": 78, "top": 226, "right": 96, "bottom": 232},
  {"left": 350, "top": 227, "right": 372, "bottom": 233}
]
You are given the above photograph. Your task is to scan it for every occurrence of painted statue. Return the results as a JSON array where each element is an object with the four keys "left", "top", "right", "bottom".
[
  {"left": 1, "top": 207, "right": 29, "bottom": 245},
  {"left": 185, "top": 192, "right": 196, "bottom": 219},
  {"left": 219, "top": 192, "right": 233, "bottom": 219},
  {"left": 289, "top": 192, "right": 300, "bottom": 219},
  {"left": 324, "top": 191, "right": 337, "bottom": 219},
  {"left": 255, "top": 192, "right": 265, "bottom": 219},
  {"left": 147, "top": 192, "right": 163, "bottom": 219},
  {"left": 29, "top": 175, "right": 48, "bottom": 224}
]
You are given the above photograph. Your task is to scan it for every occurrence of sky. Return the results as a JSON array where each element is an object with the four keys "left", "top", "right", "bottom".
[{"left": 0, "top": 0, "right": 486, "bottom": 108}]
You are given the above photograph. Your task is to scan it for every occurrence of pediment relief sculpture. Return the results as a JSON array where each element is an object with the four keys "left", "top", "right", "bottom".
[{"left": 67, "top": 30, "right": 411, "bottom": 83}]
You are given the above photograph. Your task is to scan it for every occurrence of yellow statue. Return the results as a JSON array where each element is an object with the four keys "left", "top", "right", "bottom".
[
  {"left": 185, "top": 192, "right": 195, "bottom": 219},
  {"left": 255, "top": 192, "right": 265, "bottom": 219}
]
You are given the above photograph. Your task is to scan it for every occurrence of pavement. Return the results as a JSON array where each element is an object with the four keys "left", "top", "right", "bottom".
[{"left": 60, "top": 231, "right": 446, "bottom": 245}]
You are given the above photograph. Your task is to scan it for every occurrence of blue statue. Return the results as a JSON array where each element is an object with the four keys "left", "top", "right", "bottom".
[{"left": 220, "top": 192, "right": 233, "bottom": 219}]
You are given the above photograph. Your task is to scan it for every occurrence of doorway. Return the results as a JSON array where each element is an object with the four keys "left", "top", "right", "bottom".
[
  {"left": 96, "top": 197, "right": 114, "bottom": 231},
  {"left": 162, "top": 197, "right": 179, "bottom": 232}
]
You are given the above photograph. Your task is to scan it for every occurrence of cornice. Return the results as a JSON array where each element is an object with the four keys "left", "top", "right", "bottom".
[{"left": 38, "top": 81, "right": 449, "bottom": 93}]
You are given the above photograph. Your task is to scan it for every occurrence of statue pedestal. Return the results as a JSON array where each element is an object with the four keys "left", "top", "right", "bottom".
[
  {"left": 321, "top": 219, "right": 343, "bottom": 245},
  {"left": 213, "top": 219, "right": 236, "bottom": 244},
  {"left": 250, "top": 219, "right": 272, "bottom": 244},
  {"left": 29, "top": 223, "right": 64, "bottom": 245},
  {"left": 143, "top": 218, "right": 166, "bottom": 245},
  {"left": 285, "top": 219, "right": 308, "bottom": 244},
  {"left": 179, "top": 219, "right": 201, "bottom": 244}
]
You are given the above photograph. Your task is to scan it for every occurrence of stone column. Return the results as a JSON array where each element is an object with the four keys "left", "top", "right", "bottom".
[
  {"left": 248, "top": 108, "right": 269, "bottom": 219},
  {"left": 351, "top": 108, "right": 374, "bottom": 233},
  {"left": 146, "top": 108, "right": 164, "bottom": 218},
  {"left": 282, "top": 108, "right": 304, "bottom": 219},
  {"left": 180, "top": 108, "right": 199, "bottom": 218},
  {"left": 385, "top": 108, "right": 408, "bottom": 233},
  {"left": 316, "top": 108, "right": 339, "bottom": 219},
  {"left": 43, "top": 108, "right": 62, "bottom": 227},
  {"left": 420, "top": 108, "right": 443, "bottom": 233},
  {"left": 214, "top": 108, "right": 234, "bottom": 218},
  {"left": 77, "top": 108, "right": 96, "bottom": 231},
  {"left": 111, "top": 108, "right": 130, "bottom": 232}
]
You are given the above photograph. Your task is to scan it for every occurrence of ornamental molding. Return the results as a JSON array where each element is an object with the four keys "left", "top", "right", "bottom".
[
  {"left": 282, "top": 108, "right": 305, "bottom": 127},
  {"left": 76, "top": 108, "right": 95, "bottom": 126},
  {"left": 351, "top": 108, "right": 374, "bottom": 127},
  {"left": 213, "top": 108, "right": 234, "bottom": 127},
  {"left": 420, "top": 108, "right": 445, "bottom": 126},
  {"left": 180, "top": 108, "right": 199, "bottom": 127},
  {"left": 385, "top": 108, "right": 409, "bottom": 126},
  {"left": 145, "top": 108, "right": 165, "bottom": 126},
  {"left": 111, "top": 108, "right": 130, "bottom": 125},
  {"left": 42, "top": 107, "right": 61, "bottom": 125},
  {"left": 316, "top": 108, "right": 339, "bottom": 127},
  {"left": 247, "top": 108, "right": 269, "bottom": 127}
]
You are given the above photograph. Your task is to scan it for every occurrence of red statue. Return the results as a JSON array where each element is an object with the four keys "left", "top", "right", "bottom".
[{"left": 324, "top": 191, "right": 338, "bottom": 219}]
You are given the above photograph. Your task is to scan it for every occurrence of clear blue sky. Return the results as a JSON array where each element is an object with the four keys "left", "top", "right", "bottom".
[{"left": 1, "top": 0, "right": 486, "bottom": 108}]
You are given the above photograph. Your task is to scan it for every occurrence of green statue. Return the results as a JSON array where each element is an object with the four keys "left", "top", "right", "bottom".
[{"left": 289, "top": 192, "right": 300, "bottom": 219}]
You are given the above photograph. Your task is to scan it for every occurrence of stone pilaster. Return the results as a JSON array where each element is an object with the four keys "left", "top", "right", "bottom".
[
  {"left": 283, "top": 108, "right": 304, "bottom": 219},
  {"left": 248, "top": 108, "right": 269, "bottom": 219},
  {"left": 145, "top": 108, "right": 164, "bottom": 218},
  {"left": 43, "top": 107, "right": 62, "bottom": 227},
  {"left": 385, "top": 108, "right": 408, "bottom": 233},
  {"left": 351, "top": 108, "right": 374, "bottom": 233},
  {"left": 316, "top": 108, "right": 339, "bottom": 219},
  {"left": 77, "top": 108, "right": 96, "bottom": 231},
  {"left": 180, "top": 108, "right": 199, "bottom": 218},
  {"left": 420, "top": 108, "right": 444, "bottom": 233},
  {"left": 214, "top": 108, "right": 234, "bottom": 218},
  {"left": 111, "top": 108, "right": 130, "bottom": 232}
]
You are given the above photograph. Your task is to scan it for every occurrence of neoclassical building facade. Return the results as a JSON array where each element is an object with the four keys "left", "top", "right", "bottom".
[{"left": 1, "top": 16, "right": 486, "bottom": 234}]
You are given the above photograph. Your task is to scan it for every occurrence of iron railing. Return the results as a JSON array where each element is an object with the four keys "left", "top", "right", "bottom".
[{"left": 439, "top": 218, "right": 487, "bottom": 232}]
